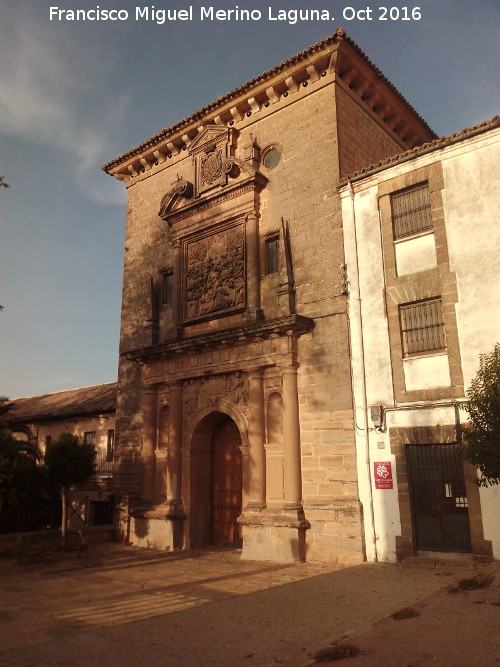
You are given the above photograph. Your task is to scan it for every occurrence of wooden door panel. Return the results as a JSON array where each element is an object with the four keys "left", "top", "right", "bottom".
[{"left": 211, "top": 418, "right": 242, "bottom": 546}]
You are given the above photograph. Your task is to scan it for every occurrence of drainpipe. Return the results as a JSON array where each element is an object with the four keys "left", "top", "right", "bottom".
[{"left": 347, "top": 179, "right": 378, "bottom": 562}]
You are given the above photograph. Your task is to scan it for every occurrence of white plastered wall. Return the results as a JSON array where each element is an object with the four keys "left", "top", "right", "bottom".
[
  {"left": 341, "top": 184, "right": 401, "bottom": 562},
  {"left": 34, "top": 414, "right": 116, "bottom": 459},
  {"left": 341, "top": 125, "right": 500, "bottom": 561},
  {"left": 442, "top": 130, "right": 500, "bottom": 558}
]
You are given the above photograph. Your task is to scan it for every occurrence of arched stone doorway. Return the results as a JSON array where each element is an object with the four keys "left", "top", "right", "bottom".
[{"left": 186, "top": 410, "right": 244, "bottom": 548}]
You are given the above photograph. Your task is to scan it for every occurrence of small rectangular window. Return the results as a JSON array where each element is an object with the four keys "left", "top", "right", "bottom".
[
  {"left": 400, "top": 298, "right": 445, "bottom": 356},
  {"left": 391, "top": 182, "right": 432, "bottom": 239},
  {"left": 265, "top": 237, "right": 279, "bottom": 275},
  {"left": 106, "top": 429, "right": 114, "bottom": 462},
  {"left": 83, "top": 431, "right": 96, "bottom": 447},
  {"left": 161, "top": 270, "right": 173, "bottom": 306}
]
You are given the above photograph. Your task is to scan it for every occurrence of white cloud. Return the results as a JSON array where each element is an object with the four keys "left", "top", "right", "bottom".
[{"left": 0, "top": 7, "right": 129, "bottom": 205}]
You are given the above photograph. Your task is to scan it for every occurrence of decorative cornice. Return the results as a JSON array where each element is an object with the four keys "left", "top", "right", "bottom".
[
  {"left": 122, "top": 314, "right": 314, "bottom": 362},
  {"left": 160, "top": 172, "right": 267, "bottom": 224}
]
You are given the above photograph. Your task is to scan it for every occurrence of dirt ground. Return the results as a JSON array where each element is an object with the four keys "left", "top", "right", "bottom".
[
  {"left": 0, "top": 543, "right": 498, "bottom": 666},
  {"left": 309, "top": 565, "right": 500, "bottom": 666}
]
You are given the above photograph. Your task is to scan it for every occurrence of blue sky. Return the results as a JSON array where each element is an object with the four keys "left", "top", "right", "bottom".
[{"left": 1, "top": 0, "right": 499, "bottom": 398}]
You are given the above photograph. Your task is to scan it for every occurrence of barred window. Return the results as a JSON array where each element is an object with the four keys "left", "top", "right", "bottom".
[
  {"left": 391, "top": 182, "right": 432, "bottom": 239},
  {"left": 400, "top": 298, "right": 445, "bottom": 356}
]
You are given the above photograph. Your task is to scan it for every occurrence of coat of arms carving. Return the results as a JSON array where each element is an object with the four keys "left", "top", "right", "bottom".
[{"left": 189, "top": 125, "right": 236, "bottom": 197}]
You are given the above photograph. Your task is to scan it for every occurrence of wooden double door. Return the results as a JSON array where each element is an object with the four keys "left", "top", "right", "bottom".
[{"left": 211, "top": 417, "right": 242, "bottom": 546}]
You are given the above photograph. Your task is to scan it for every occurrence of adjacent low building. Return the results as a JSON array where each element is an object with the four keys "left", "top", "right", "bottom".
[
  {"left": 10, "top": 383, "right": 117, "bottom": 527},
  {"left": 340, "top": 116, "right": 500, "bottom": 561}
]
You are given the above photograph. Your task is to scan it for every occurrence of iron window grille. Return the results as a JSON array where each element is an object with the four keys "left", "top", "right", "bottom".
[
  {"left": 400, "top": 298, "right": 446, "bottom": 356},
  {"left": 391, "top": 182, "right": 432, "bottom": 239}
]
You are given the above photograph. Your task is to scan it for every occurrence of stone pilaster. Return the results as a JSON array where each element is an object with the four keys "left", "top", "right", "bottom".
[
  {"left": 167, "top": 381, "right": 184, "bottom": 513},
  {"left": 245, "top": 212, "right": 263, "bottom": 321},
  {"left": 247, "top": 368, "right": 266, "bottom": 508},
  {"left": 282, "top": 363, "right": 302, "bottom": 509},
  {"left": 171, "top": 239, "right": 182, "bottom": 334},
  {"left": 141, "top": 385, "right": 158, "bottom": 502}
]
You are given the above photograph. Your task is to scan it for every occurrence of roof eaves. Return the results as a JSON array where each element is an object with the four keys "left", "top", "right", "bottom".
[
  {"left": 102, "top": 28, "right": 435, "bottom": 173},
  {"left": 12, "top": 406, "right": 116, "bottom": 425}
]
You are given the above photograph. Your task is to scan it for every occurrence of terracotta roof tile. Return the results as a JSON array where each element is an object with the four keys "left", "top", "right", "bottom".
[{"left": 10, "top": 382, "right": 117, "bottom": 424}]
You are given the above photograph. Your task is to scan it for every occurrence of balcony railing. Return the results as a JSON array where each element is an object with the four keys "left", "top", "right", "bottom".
[{"left": 94, "top": 452, "right": 113, "bottom": 479}]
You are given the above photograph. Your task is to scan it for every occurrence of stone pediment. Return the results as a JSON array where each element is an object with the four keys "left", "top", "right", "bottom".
[
  {"left": 159, "top": 122, "right": 267, "bottom": 224},
  {"left": 190, "top": 125, "right": 238, "bottom": 197},
  {"left": 188, "top": 125, "right": 230, "bottom": 155}
]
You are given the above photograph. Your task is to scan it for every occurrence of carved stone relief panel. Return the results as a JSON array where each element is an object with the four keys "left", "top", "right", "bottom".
[
  {"left": 184, "top": 222, "right": 245, "bottom": 322},
  {"left": 183, "top": 372, "right": 249, "bottom": 425}
]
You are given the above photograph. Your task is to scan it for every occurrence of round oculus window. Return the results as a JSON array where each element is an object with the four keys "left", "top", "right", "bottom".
[{"left": 262, "top": 148, "right": 281, "bottom": 170}]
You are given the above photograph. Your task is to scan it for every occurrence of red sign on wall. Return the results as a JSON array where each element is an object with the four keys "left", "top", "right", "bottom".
[{"left": 374, "top": 461, "right": 393, "bottom": 489}]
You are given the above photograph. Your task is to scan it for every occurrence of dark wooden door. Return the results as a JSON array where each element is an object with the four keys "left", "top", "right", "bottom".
[
  {"left": 407, "top": 444, "right": 471, "bottom": 552},
  {"left": 211, "top": 418, "right": 242, "bottom": 546}
]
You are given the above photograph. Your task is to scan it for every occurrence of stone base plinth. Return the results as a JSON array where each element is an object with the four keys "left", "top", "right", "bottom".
[
  {"left": 129, "top": 505, "right": 185, "bottom": 551},
  {"left": 239, "top": 509, "right": 309, "bottom": 562},
  {"left": 303, "top": 497, "right": 365, "bottom": 564}
]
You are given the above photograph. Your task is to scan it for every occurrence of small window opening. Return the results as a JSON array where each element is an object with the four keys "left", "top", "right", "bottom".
[
  {"left": 265, "top": 237, "right": 279, "bottom": 275},
  {"left": 161, "top": 271, "right": 173, "bottom": 306},
  {"left": 106, "top": 429, "right": 115, "bottom": 462}
]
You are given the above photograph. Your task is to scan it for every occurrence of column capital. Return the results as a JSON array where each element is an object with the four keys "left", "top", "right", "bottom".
[
  {"left": 168, "top": 380, "right": 183, "bottom": 392},
  {"left": 247, "top": 366, "right": 265, "bottom": 379},
  {"left": 280, "top": 362, "right": 299, "bottom": 374},
  {"left": 142, "top": 383, "right": 160, "bottom": 395}
]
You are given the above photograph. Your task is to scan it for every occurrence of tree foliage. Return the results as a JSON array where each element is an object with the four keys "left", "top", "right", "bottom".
[
  {"left": 460, "top": 343, "right": 500, "bottom": 486},
  {"left": 0, "top": 429, "right": 41, "bottom": 511},
  {"left": 44, "top": 433, "right": 96, "bottom": 540},
  {"left": 44, "top": 433, "right": 96, "bottom": 489},
  {"left": 0, "top": 398, "right": 42, "bottom": 514}
]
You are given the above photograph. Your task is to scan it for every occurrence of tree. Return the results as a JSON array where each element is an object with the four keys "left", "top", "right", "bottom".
[
  {"left": 44, "top": 434, "right": 96, "bottom": 544},
  {"left": 0, "top": 396, "right": 15, "bottom": 428},
  {"left": 460, "top": 343, "right": 500, "bottom": 486},
  {"left": 0, "top": 398, "right": 41, "bottom": 516},
  {"left": 0, "top": 430, "right": 41, "bottom": 516}
]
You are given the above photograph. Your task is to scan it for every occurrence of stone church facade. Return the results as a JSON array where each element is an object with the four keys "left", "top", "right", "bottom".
[{"left": 103, "top": 29, "right": 435, "bottom": 563}]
